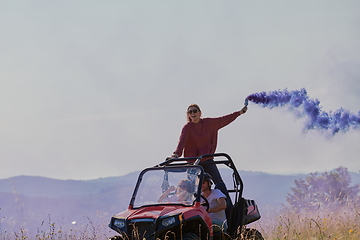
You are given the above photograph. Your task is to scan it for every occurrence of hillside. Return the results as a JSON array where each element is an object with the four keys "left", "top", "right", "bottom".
[{"left": 1, "top": 169, "right": 359, "bottom": 235}]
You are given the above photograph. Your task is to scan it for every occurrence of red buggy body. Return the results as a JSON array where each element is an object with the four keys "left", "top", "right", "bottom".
[{"left": 108, "top": 153, "right": 263, "bottom": 240}]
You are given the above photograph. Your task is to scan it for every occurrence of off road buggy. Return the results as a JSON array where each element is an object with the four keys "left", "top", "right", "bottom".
[{"left": 108, "top": 153, "right": 263, "bottom": 240}]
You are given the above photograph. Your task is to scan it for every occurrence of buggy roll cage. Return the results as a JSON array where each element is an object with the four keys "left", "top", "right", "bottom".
[
  {"left": 156, "top": 153, "right": 244, "bottom": 199},
  {"left": 122, "top": 153, "right": 258, "bottom": 238}
]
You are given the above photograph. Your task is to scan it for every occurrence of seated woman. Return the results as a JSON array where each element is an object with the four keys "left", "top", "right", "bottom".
[{"left": 158, "top": 179, "right": 192, "bottom": 204}]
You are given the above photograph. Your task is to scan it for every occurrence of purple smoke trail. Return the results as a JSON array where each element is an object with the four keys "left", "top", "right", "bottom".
[{"left": 247, "top": 88, "right": 360, "bottom": 135}]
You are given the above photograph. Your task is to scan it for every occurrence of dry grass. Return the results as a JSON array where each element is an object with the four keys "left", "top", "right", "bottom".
[
  {"left": 1, "top": 214, "right": 114, "bottom": 240},
  {"left": 252, "top": 201, "right": 360, "bottom": 240}
]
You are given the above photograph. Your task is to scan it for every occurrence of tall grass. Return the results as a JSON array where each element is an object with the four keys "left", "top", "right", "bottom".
[
  {"left": 252, "top": 201, "right": 360, "bottom": 239},
  {"left": 1, "top": 213, "right": 114, "bottom": 240}
]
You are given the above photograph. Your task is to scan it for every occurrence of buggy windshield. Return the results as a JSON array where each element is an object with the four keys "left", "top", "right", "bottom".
[{"left": 132, "top": 166, "right": 202, "bottom": 208}]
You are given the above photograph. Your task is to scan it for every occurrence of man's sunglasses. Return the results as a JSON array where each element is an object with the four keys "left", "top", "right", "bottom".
[{"left": 187, "top": 109, "right": 199, "bottom": 114}]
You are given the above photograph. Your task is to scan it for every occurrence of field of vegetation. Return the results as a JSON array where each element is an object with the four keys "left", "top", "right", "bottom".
[
  {"left": 0, "top": 213, "right": 113, "bottom": 240},
  {"left": 2, "top": 206, "right": 359, "bottom": 239},
  {"left": 252, "top": 204, "right": 360, "bottom": 239},
  {"left": 254, "top": 167, "right": 360, "bottom": 240}
]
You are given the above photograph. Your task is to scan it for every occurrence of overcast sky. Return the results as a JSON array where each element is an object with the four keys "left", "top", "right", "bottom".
[{"left": 1, "top": 1, "right": 359, "bottom": 180}]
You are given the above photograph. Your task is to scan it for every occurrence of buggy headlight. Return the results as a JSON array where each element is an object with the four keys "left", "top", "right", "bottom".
[
  {"left": 113, "top": 219, "right": 126, "bottom": 229},
  {"left": 162, "top": 217, "right": 176, "bottom": 227}
]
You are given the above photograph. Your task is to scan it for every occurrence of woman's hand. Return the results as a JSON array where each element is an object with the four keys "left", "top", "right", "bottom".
[
  {"left": 158, "top": 186, "right": 176, "bottom": 202},
  {"left": 240, "top": 106, "right": 248, "bottom": 114}
]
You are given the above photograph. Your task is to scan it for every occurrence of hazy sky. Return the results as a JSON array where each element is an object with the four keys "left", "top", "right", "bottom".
[{"left": 1, "top": 1, "right": 359, "bottom": 180}]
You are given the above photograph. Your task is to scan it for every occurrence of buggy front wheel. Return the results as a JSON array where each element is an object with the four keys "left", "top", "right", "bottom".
[
  {"left": 108, "top": 236, "right": 123, "bottom": 240},
  {"left": 183, "top": 233, "right": 201, "bottom": 240}
]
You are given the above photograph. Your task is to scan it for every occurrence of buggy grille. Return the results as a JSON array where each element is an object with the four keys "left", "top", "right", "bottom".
[{"left": 129, "top": 219, "right": 155, "bottom": 240}]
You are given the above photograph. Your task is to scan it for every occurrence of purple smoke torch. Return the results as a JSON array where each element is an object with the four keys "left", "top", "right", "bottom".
[
  {"left": 244, "top": 98, "right": 249, "bottom": 106},
  {"left": 247, "top": 88, "right": 360, "bottom": 135}
]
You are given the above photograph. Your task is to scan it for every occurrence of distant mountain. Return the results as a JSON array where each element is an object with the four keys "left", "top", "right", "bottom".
[
  {"left": 1, "top": 169, "right": 359, "bottom": 235},
  {"left": 0, "top": 172, "right": 140, "bottom": 198},
  {"left": 220, "top": 169, "right": 307, "bottom": 209},
  {"left": 1, "top": 169, "right": 359, "bottom": 207}
]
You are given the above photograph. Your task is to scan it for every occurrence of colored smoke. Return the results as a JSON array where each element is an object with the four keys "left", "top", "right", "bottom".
[{"left": 247, "top": 88, "right": 360, "bottom": 135}]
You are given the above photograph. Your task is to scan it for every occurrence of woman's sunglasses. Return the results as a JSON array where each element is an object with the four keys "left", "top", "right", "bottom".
[
  {"left": 187, "top": 109, "right": 199, "bottom": 114},
  {"left": 178, "top": 184, "right": 188, "bottom": 189}
]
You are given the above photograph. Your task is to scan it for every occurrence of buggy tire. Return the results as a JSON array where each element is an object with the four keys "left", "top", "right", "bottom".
[
  {"left": 240, "top": 228, "right": 264, "bottom": 240},
  {"left": 183, "top": 233, "right": 201, "bottom": 240},
  {"left": 108, "top": 236, "right": 123, "bottom": 240}
]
